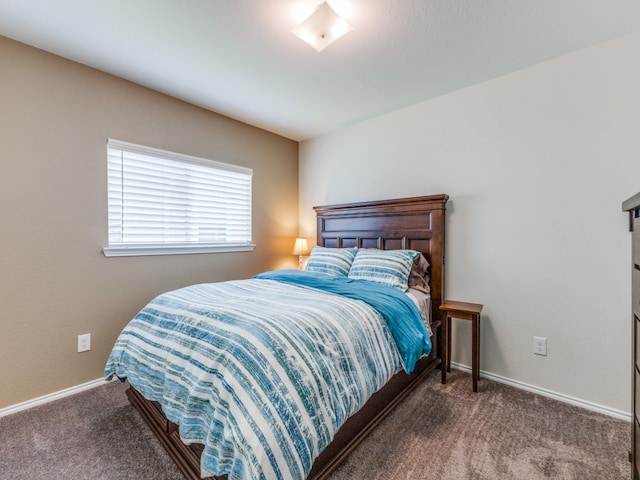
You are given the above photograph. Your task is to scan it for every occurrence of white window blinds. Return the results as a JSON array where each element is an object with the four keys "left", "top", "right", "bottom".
[{"left": 104, "top": 139, "right": 254, "bottom": 257}]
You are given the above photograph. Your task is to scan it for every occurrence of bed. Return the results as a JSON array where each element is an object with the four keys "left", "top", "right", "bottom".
[{"left": 105, "top": 194, "right": 449, "bottom": 480}]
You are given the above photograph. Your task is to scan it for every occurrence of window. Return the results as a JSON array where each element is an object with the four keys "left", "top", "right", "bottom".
[{"left": 103, "top": 139, "right": 254, "bottom": 257}]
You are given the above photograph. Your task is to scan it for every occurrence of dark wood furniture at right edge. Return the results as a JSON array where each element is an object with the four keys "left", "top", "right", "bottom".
[
  {"left": 439, "top": 300, "right": 484, "bottom": 392},
  {"left": 623, "top": 192, "right": 640, "bottom": 480}
]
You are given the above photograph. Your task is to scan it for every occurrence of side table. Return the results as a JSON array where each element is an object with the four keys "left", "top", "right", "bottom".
[{"left": 439, "top": 300, "right": 484, "bottom": 392}]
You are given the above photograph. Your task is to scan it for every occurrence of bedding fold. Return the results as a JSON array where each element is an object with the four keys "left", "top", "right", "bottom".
[{"left": 254, "top": 269, "right": 431, "bottom": 372}]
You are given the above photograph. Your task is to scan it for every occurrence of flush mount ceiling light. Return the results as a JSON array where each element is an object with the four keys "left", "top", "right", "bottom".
[{"left": 291, "top": 2, "right": 354, "bottom": 52}]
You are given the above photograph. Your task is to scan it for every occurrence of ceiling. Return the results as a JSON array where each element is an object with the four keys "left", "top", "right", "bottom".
[{"left": 1, "top": 1, "right": 639, "bottom": 141}]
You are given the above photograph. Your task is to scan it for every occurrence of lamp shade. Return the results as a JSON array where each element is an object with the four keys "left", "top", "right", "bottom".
[
  {"left": 292, "top": 237, "right": 310, "bottom": 256},
  {"left": 291, "top": 1, "right": 353, "bottom": 52}
]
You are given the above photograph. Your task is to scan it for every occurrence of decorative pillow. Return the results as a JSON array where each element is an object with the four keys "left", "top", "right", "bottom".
[
  {"left": 305, "top": 246, "right": 357, "bottom": 277},
  {"left": 408, "top": 253, "right": 430, "bottom": 294},
  {"left": 348, "top": 249, "right": 420, "bottom": 292}
]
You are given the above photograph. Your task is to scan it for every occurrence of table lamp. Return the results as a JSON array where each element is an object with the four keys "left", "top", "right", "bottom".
[{"left": 292, "top": 237, "right": 310, "bottom": 270}]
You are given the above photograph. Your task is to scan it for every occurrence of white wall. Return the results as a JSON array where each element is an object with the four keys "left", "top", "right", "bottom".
[{"left": 299, "top": 33, "right": 640, "bottom": 415}]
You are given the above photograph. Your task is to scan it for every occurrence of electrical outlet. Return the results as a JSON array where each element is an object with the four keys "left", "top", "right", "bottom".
[
  {"left": 78, "top": 333, "right": 91, "bottom": 353},
  {"left": 533, "top": 336, "right": 547, "bottom": 356}
]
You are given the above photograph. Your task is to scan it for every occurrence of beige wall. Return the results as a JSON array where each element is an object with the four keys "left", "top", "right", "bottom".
[
  {"left": 300, "top": 33, "right": 640, "bottom": 416},
  {"left": 0, "top": 36, "right": 299, "bottom": 408}
]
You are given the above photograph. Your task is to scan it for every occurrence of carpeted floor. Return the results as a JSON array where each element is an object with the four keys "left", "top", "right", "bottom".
[
  {"left": 0, "top": 370, "right": 631, "bottom": 480},
  {"left": 330, "top": 370, "right": 630, "bottom": 480}
]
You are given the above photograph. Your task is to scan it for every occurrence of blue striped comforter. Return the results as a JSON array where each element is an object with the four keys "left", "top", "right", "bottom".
[{"left": 104, "top": 271, "right": 430, "bottom": 480}]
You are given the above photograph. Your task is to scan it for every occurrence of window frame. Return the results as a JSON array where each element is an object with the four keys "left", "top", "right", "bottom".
[{"left": 103, "top": 139, "right": 254, "bottom": 257}]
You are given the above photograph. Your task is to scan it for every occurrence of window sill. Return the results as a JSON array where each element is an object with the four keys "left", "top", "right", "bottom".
[{"left": 102, "top": 243, "right": 256, "bottom": 257}]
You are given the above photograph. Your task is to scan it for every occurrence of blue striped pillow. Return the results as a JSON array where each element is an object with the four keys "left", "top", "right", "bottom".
[
  {"left": 348, "top": 249, "right": 420, "bottom": 291},
  {"left": 305, "top": 246, "right": 357, "bottom": 277}
]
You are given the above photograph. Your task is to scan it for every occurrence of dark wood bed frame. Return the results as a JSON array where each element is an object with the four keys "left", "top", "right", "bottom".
[{"left": 126, "top": 194, "right": 449, "bottom": 480}]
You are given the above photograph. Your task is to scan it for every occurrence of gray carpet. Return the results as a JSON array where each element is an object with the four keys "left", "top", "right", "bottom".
[{"left": 0, "top": 370, "right": 630, "bottom": 480}]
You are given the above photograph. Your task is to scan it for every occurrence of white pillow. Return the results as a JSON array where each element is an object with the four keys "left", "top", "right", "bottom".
[
  {"left": 348, "top": 249, "right": 420, "bottom": 291},
  {"left": 305, "top": 246, "right": 357, "bottom": 277}
]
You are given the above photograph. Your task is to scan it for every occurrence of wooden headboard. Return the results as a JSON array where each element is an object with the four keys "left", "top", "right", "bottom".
[{"left": 314, "top": 194, "right": 448, "bottom": 323}]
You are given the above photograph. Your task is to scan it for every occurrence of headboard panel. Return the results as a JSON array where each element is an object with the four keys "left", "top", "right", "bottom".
[{"left": 313, "top": 194, "right": 448, "bottom": 323}]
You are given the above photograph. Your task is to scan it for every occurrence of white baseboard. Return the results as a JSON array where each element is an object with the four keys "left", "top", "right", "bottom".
[
  {"left": 1, "top": 367, "right": 632, "bottom": 423},
  {"left": 0, "top": 378, "right": 109, "bottom": 418},
  {"left": 450, "top": 362, "right": 631, "bottom": 422}
]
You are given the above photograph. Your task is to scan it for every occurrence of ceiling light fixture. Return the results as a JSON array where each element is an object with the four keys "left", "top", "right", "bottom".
[{"left": 291, "top": 2, "right": 353, "bottom": 52}]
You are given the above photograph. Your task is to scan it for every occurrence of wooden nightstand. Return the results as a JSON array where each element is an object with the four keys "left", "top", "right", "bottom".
[{"left": 439, "top": 300, "right": 484, "bottom": 392}]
